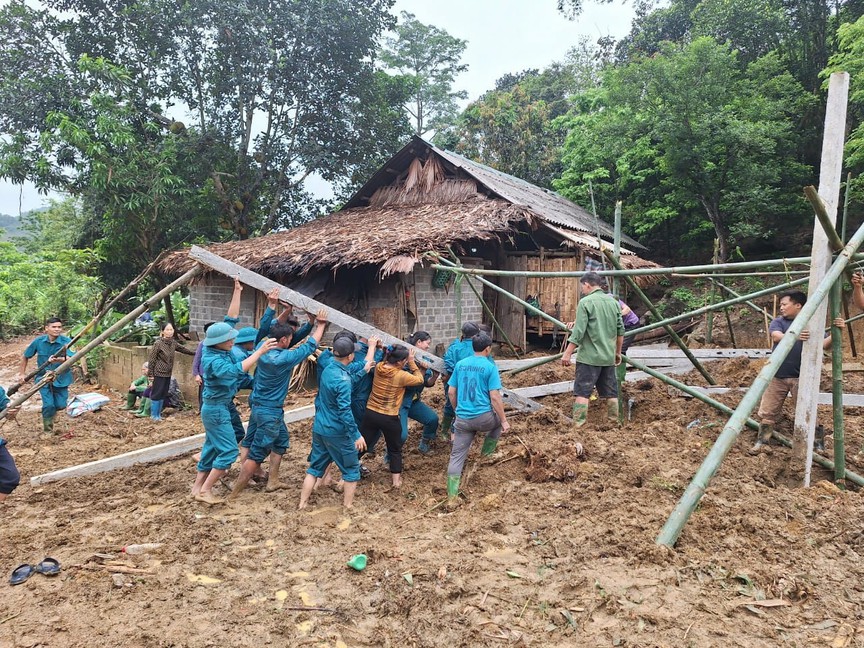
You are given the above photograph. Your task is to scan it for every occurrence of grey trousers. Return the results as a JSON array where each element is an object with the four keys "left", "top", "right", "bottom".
[{"left": 447, "top": 411, "right": 502, "bottom": 477}]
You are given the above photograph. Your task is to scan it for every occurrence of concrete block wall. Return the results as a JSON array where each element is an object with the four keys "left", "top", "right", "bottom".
[
  {"left": 189, "top": 276, "right": 259, "bottom": 336},
  {"left": 98, "top": 342, "right": 198, "bottom": 403},
  {"left": 412, "top": 265, "right": 483, "bottom": 349}
]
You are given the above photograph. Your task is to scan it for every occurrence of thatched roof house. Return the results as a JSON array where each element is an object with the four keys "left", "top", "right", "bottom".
[{"left": 163, "top": 136, "right": 655, "bottom": 350}]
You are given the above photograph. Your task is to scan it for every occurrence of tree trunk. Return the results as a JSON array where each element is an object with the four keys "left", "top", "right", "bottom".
[{"left": 700, "top": 196, "right": 731, "bottom": 262}]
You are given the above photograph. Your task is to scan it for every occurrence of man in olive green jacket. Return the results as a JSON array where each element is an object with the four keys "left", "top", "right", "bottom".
[{"left": 561, "top": 272, "right": 624, "bottom": 429}]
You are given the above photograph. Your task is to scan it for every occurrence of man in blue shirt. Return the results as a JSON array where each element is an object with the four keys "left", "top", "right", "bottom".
[
  {"left": 18, "top": 318, "right": 74, "bottom": 434},
  {"left": 440, "top": 322, "right": 481, "bottom": 439},
  {"left": 446, "top": 333, "right": 510, "bottom": 505},
  {"left": 0, "top": 386, "right": 21, "bottom": 503},
  {"left": 299, "top": 336, "right": 378, "bottom": 510},
  {"left": 230, "top": 311, "right": 328, "bottom": 498}
]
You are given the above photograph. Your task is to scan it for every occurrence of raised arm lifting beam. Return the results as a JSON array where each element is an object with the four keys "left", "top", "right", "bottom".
[{"left": 188, "top": 246, "right": 542, "bottom": 413}]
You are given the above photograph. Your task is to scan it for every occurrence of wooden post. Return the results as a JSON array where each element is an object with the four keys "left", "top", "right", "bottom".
[
  {"left": 188, "top": 246, "right": 543, "bottom": 413},
  {"left": 793, "top": 72, "right": 849, "bottom": 487}
]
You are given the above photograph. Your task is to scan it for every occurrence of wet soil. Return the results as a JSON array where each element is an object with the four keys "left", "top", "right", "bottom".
[{"left": 3, "top": 344, "right": 864, "bottom": 647}]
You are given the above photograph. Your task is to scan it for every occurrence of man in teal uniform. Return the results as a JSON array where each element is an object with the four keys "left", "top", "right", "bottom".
[
  {"left": 445, "top": 333, "right": 509, "bottom": 505},
  {"left": 0, "top": 386, "right": 21, "bottom": 503},
  {"left": 191, "top": 323, "right": 276, "bottom": 505},
  {"left": 299, "top": 336, "right": 372, "bottom": 510},
  {"left": 231, "top": 312, "right": 328, "bottom": 498},
  {"left": 18, "top": 318, "right": 75, "bottom": 433},
  {"left": 561, "top": 272, "right": 624, "bottom": 429}
]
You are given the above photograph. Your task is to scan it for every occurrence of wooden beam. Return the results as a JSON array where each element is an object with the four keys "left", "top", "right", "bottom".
[
  {"left": 29, "top": 404, "right": 318, "bottom": 486},
  {"left": 189, "top": 246, "right": 542, "bottom": 413},
  {"left": 793, "top": 72, "right": 850, "bottom": 486}
]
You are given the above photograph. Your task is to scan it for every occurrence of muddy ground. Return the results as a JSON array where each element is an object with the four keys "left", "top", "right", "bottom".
[{"left": 4, "top": 340, "right": 864, "bottom": 647}]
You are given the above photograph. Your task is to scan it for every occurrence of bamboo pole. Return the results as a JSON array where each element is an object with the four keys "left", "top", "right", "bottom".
[
  {"left": 427, "top": 254, "right": 834, "bottom": 279},
  {"left": 841, "top": 174, "right": 858, "bottom": 358},
  {"left": 624, "top": 356, "right": 864, "bottom": 487},
  {"left": 626, "top": 277, "right": 807, "bottom": 339},
  {"left": 831, "top": 281, "right": 845, "bottom": 487},
  {"left": 656, "top": 216, "right": 864, "bottom": 547},
  {"left": 603, "top": 250, "right": 716, "bottom": 385},
  {"left": 707, "top": 240, "right": 718, "bottom": 344},
  {"left": 433, "top": 255, "right": 569, "bottom": 331},
  {"left": 613, "top": 201, "right": 622, "bottom": 298},
  {"left": 722, "top": 295, "right": 737, "bottom": 348},
  {"left": 6, "top": 253, "right": 165, "bottom": 397},
  {"left": 0, "top": 265, "right": 204, "bottom": 420},
  {"left": 464, "top": 274, "right": 521, "bottom": 358}
]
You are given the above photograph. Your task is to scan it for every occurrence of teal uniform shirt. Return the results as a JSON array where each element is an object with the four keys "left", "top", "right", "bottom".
[
  {"left": 201, "top": 347, "right": 244, "bottom": 403},
  {"left": 231, "top": 345, "right": 255, "bottom": 390},
  {"left": 314, "top": 361, "right": 361, "bottom": 441},
  {"left": 24, "top": 335, "right": 75, "bottom": 388},
  {"left": 257, "top": 307, "right": 313, "bottom": 347},
  {"left": 250, "top": 338, "right": 318, "bottom": 409},
  {"left": 447, "top": 355, "right": 503, "bottom": 419},
  {"left": 568, "top": 290, "right": 625, "bottom": 366}
]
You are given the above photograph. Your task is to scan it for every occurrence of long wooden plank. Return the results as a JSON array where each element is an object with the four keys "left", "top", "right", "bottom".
[
  {"left": 190, "top": 246, "right": 542, "bottom": 413},
  {"left": 794, "top": 72, "right": 850, "bottom": 486},
  {"left": 495, "top": 348, "right": 772, "bottom": 371},
  {"left": 29, "top": 404, "right": 318, "bottom": 486},
  {"left": 686, "top": 386, "right": 864, "bottom": 408}
]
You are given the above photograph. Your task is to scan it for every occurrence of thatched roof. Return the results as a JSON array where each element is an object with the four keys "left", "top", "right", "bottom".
[
  {"left": 161, "top": 136, "right": 656, "bottom": 278},
  {"left": 161, "top": 199, "right": 538, "bottom": 277}
]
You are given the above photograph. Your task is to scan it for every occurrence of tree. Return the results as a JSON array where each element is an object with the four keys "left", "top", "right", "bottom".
[
  {"left": 448, "top": 43, "right": 602, "bottom": 188},
  {"left": 0, "top": 0, "right": 408, "bottom": 259},
  {"left": 555, "top": 38, "right": 815, "bottom": 262},
  {"left": 825, "top": 15, "right": 864, "bottom": 203},
  {"left": 380, "top": 11, "right": 468, "bottom": 136}
]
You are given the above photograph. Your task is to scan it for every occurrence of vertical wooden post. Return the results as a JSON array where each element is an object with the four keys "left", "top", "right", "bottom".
[{"left": 792, "top": 72, "right": 849, "bottom": 486}]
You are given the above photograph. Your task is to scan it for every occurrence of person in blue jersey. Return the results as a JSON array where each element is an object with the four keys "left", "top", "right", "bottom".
[
  {"left": 230, "top": 311, "right": 328, "bottom": 498},
  {"left": 299, "top": 336, "right": 380, "bottom": 510},
  {"left": 439, "top": 321, "right": 481, "bottom": 439},
  {"left": 18, "top": 318, "right": 75, "bottom": 433},
  {"left": 0, "top": 385, "right": 21, "bottom": 503},
  {"left": 401, "top": 331, "right": 439, "bottom": 455},
  {"left": 445, "top": 333, "right": 510, "bottom": 506},
  {"left": 190, "top": 323, "right": 276, "bottom": 505}
]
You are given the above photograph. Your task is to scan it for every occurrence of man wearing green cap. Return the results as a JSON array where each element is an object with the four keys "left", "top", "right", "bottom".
[
  {"left": 191, "top": 322, "right": 276, "bottom": 505},
  {"left": 230, "top": 311, "right": 329, "bottom": 498},
  {"left": 445, "top": 333, "right": 509, "bottom": 506}
]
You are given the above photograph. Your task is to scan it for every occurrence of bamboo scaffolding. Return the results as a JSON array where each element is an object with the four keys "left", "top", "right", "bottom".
[
  {"left": 624, "top": 356, "right": 864, "bottom": 488},
  {"left": 656, "top": 216, "right": 864, "bottom": 547},
  {"left": 613, "top": 201, "right": 622, "bottom": 298},
  {"left": 0, "top": 266, "right": 204, "bottom": 420},
  {"left": 6, "top": 253, "right": 165, "bottom": 397},
  {"left": 603, "top": 250, "right": 716, "bottom": 385},
  {"left": 831, "top": 281, "right": 845, "bottom": 486},
  {"left": 625, "top": 277, "right": 808, "bottom": 339},
  {"left": 840, "top": 173, "right": 858, "bottom": 357},
  {"left": 707, "top": 240, "right": 718, "bottom": 344},
  {"left": 427, "top": 253, "right": 863, "bottom": 279},
  {"left": 432, "top": 255, "right": 569, "bottom": 331}
]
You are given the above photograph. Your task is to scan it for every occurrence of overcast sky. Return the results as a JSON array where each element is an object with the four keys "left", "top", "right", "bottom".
[{"left": 0, "top": 0, "right": 635, "bottom": 216}]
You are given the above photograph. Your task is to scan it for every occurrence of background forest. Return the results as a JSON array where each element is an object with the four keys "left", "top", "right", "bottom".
[{"left": 0, "top": 0, "right": 863, "bottom": 336}]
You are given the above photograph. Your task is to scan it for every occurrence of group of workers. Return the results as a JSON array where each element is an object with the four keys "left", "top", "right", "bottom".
[{"left": 3, "top": 269, "right": 863, "bottom": 508}]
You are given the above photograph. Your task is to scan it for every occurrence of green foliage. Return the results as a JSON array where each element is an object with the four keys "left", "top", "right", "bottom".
[
  {"left": 825, "top": 16, "right": 864, "bottom": 202},
  {"left": 0, "top": 241, "right": 103, "bottom": 338},
  {"left": 13, "top": 198, "right": 88, "bottom": 254},
  {"left": 380, "top": 11, "right": 468, "bottom": 136},
  {"left": 554, "top": 38, "right": 814, "bottom": 262},
  {"left": 448, "top": 42, "right": 602, "bottom": 188}
]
